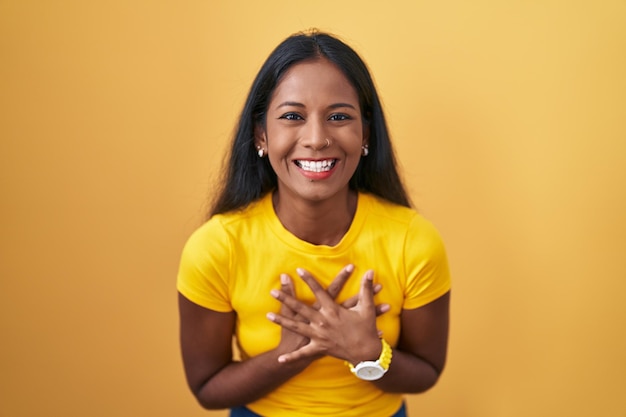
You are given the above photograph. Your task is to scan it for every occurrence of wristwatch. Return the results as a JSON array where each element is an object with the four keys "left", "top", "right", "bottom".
[{"left": 346, "top": 338, "right": 393, "bottom": 381}]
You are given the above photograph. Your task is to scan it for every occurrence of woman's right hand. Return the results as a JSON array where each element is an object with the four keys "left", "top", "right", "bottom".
[{"left": 272, "top": 264, "right": 388, "bottom": 363}]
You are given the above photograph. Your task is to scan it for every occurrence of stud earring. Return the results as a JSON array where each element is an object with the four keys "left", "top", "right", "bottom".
[
  {"left": 257, "top": 148, "right": 265, "bottom": 158},
  {"left": 361, "top": 145, "right": 369, "bottom": 156}
]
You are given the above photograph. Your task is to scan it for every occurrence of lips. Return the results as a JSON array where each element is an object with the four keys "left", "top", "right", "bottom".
[{"left": 294, "top": 159, "right": 337, "bottom": 173}]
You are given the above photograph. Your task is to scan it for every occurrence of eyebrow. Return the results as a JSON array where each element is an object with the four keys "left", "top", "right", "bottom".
[{"left": 275, "top": 101, "right": 357, "bottom": 110}]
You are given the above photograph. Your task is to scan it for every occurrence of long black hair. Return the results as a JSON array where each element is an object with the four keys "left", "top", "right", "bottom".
[{"left": 208, "top": 30, "right": 411, "bottom": 217}]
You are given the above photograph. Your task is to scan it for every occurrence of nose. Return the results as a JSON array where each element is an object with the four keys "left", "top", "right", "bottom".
[{"left": 301, "top": 118, "right": 329, "bottom": 150}]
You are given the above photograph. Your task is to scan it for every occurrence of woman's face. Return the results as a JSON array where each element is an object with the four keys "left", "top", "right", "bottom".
[{"left": 256, "top": 58, "right": 368, "bottom": 205}]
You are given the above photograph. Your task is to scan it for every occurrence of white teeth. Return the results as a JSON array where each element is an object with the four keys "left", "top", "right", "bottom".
[{"left": 296, "top": 159, "right": 336, "bottom": 172}]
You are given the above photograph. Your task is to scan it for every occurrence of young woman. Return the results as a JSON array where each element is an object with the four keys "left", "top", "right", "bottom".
[{"left": 177, "top": 30, "right": 451, "bottom": 417}]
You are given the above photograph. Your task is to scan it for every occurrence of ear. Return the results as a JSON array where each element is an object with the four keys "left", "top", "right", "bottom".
[{"left": 254, "top": 123, "right": 267, "bottom": 149}]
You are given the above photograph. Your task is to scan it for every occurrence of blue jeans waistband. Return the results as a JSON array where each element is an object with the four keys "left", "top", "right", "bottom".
[{"left": 229, "top": 402, "right": 407, "bottom": 417}]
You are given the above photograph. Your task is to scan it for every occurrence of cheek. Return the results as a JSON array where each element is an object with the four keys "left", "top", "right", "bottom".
[
  {"left": 265, "top": 123, "right": 295, "bottom": 151},
  {"left": 346, "top": 127, "right": 366, "bottom": 151},
  {"left": 268, "top": 156, "right": 289, "bottom": 173},
  {"left": 266, "top": 139, "right": 295, "bottom": 172}
]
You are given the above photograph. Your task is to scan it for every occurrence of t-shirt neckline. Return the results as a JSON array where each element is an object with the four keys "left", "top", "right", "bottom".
[{"left": 261, "top": 192, "right": 369, "bottom": 254}]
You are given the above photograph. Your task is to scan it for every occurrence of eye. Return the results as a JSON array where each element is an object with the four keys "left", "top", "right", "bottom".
[
  {"left": 279, "top": 112, "right": 303, "bottom": 121},
  {"left": 329, "top": 113, "right": 352, "bottom": 121}
]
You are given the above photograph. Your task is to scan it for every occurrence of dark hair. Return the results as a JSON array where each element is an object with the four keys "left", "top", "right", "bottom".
[{"left": 208, "top": 30, "right": 411, "bottom": 217}]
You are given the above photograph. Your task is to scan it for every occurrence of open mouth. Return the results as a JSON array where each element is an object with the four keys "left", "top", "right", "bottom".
[{"left": 294, "top": 159, "right": 337, "bottom": 173}]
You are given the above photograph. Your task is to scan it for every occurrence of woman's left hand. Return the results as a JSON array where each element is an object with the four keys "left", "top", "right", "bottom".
[{"left": 267, "top": 268, "right": 385, "bottom": 365}]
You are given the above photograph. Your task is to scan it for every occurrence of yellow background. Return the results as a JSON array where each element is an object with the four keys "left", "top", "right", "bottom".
[{"left": 1, "top": 1, "right": 625, "bottom": 416}]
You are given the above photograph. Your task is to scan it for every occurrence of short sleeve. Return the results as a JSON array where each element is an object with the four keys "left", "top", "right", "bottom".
[
  {"left": 403, "top": 215, "right": 451, "bottom": 310},
  {"left": 176, "top": 217, "right": 234, "bottom": 312}
]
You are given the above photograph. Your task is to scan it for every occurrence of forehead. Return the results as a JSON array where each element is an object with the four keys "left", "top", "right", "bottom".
[{"left": 269, "top": 58, "right": 359, "bottom": 106}]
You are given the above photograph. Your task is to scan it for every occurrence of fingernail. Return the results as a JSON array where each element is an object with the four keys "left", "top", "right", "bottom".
[
  {"left": 296, "top": 268, "right": 305, "bottom": 277},
  {"left": 380, "top": 304, "right": 390, "bottom": 313},
  {"left": 345, "top": 264, "right": 354, "bottom": 273},
  {"left": 270, "top": 289, "right": 280, "bottom": 298},
  {"left": 266, "top": 312, "right": 276, "bottom": 321},
  {"left": 366, "top": 270, "right": 374, "bottom": 280},
  {"left": 280, "top": 274, "right": 290, "bottom": 285},
  {"left": 278, "top": 355, "right": 286, "bottom": 363},
  {"left": 374, "top": 284, "right": 382, "bottom": 292}
]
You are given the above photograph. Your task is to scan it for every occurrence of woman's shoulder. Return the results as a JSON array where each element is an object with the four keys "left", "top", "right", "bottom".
[
  {"left": 188, "top": 194, "right": 271, "bottom": 244},
  {"left": 207, "top": 194, "right": 270, "bottom": 225},
  {"left": 360, "top": 192, "right": 418, "bottom": 221},
  {"left": 361, "top": 193, "right": 442, "bottom": 238}
]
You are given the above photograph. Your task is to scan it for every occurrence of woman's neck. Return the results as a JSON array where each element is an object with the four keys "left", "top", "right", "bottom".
[{"left": 272, "top": 189, "right": 358, "bottom": 246}]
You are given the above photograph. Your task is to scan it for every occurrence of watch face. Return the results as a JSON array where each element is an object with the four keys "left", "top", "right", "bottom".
[{"left": 355, "top": 364, "right": 385, "bottom": 381}]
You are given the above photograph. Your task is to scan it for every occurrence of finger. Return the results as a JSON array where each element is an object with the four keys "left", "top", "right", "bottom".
[
  {"left": 343, "top": 300, "right": 388, "bottom": 316},
  {"left": 266, "top": 311, "right": 314, "bottom": 338},
  {"left": 278, "top": 274, "right": 298, "bottom": 319},
  {"left": 341, "top": 282, "right": 382, "bottom": 309},
  {"left": 280, "top": 273, "right": 294, "bottom": 296},
  {"left": 296, "top": 268, "right": 335, "bottom": 307},
  {"left": 311, "top": 264, "right": 355, "bottom": 310},
  {"left": 270, "top": 287, "right": 317, "bottom": 321},
  {"left": 375, "top": 303, "right": 391, "bottom": 316},
  {"left": 326, "top": 264, "right": 354, "bottom": 300},
  {"left": 277, "top": 344, "right": 322, "bottom": 363},
  {"left": 373, "top": 282, "right": 383, "bottom": 295},
  {"left": 357, "top": 270, "right": 376, "bottom": 312}
]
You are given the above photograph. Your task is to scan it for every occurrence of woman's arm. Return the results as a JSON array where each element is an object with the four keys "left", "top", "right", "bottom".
[
  {"left": 267, "top": 270, "right": 450, "bottom": 394},
  {"left": 178, "top": 293, "right": 313, "bottom": 409},
  {"left": 178, "top": 265, "right": 368, "bottom": 409},
  {"left": 372, "top": 291, "right": 450, "bottom": 393}
]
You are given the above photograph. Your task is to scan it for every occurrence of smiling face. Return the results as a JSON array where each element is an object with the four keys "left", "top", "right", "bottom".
[{"left": 255, "top": 58, "right": 368, "bottom": 207}]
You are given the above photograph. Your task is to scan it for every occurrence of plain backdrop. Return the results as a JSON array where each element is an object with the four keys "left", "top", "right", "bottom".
[{"left": 1, "top": 1, "right": 625, "bottom": 416}]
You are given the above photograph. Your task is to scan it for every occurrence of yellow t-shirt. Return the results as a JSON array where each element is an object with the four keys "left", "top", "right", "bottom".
[{"left": 177, "top": 192, "right": 451, "bottom": 417}]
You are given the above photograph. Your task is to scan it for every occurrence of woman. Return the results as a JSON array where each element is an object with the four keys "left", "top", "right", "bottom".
[{"left": 177, "top": 30, "right": 451, "bottom": 417}]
